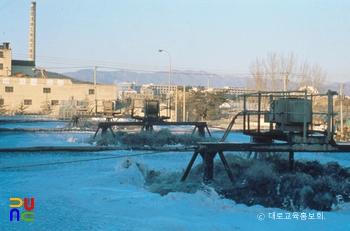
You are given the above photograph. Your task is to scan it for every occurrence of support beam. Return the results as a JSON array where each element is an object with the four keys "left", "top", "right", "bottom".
[
  {"left": 101, "top": 126, "right": 108, "bottom": 136},
  {"left": 289, "top": 151, "right": 294, "bottom": 171},
  {"left": 180, "top": 152, "right": 199, "bottom": 181},
  {"left": 205, "top": 126, "right": 212, "bottom": 137},
  {"left": 108, "top": 127, "right": 116, "bottom": 138},
  {"left": 197, "top": 125, "right": 205, "bottom": 137},
  {"left": 200, "top": 152, "right": 216, "bottom": 184},
  {"left": 218, "top": 151, "right": 235, "bottom": 184}
]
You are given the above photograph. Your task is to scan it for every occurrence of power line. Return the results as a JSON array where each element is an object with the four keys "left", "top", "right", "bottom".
[
  {"left": 11, "top": 52, "right": 252, "bottom": 76},
  {"left": 0, "top": 0, "right": 16, "bottom": 11},
  {"left": 10, "top": 53, "right": 349, "bottom": 80}
]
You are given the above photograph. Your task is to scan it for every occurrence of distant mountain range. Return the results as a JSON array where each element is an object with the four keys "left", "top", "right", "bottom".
[
  {"left": 63, "top": 69, "right": 248, "bottom": 88},
  {"left": 63, "top": 69, "right": 350, "bottom": 95}
]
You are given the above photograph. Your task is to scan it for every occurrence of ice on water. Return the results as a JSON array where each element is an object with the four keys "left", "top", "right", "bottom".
[{"left": 0, "top": 122, "right": 349, "bottom": 230}]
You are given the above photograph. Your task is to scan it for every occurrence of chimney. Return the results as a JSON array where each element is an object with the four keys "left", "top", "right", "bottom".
[{"left": 28, "top": 2, "right": 36, "bottom": 62}]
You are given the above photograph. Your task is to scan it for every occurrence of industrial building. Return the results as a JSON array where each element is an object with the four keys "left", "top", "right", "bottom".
[
  {"left": 0, "top": 2, "right": 117, "bottom": 117},
  {"left": 0, "top": 41, "right": 117, "bottom": 117},
  {"left": 0, "top": 73, "right": 117, "bottom": 117}
]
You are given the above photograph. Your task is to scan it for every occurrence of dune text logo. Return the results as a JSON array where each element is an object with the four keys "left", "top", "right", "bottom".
[{"left": 9, "top": 198, "right": 35, "bottom": 222}]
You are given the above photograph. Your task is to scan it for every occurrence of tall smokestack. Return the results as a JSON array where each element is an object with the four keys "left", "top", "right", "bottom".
[{"left": 29, "top": 2, "right": 36, "bottom": 62}]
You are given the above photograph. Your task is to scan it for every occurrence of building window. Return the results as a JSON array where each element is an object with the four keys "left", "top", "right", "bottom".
[
  {"left": 77, "top": 101, "right": 88, "bottom": 107},
  {"left": 24, "top": 99, "right": 32, "bottom": 105},
  {"left": 0, "top": 63, "right": 3, "bottom": 70},
  {"left": 5, "top": 86, "right": 13, "bottom": 92},
  {"left": 89, "top": 89, "right": 95, "bottom": 95},
  {"left": 43, "top": 88, "right": 51, "bottom": 93},
  {"left": 0, "top": 52, "right": 3, "bottom": 57},
  {"left": 51, "top": 100, "right": 59, "bottom": 106},
  {"left": 0, "top": 99, "right": 4, "bottom": 105}
]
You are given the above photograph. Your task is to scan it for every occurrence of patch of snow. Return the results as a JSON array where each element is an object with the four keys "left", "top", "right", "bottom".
[
  {"left": 163, "top": 143, "right": 184, "bottom": 147},
  {"left": 66, "top": 136, "right": 77, "bottom": 143}
]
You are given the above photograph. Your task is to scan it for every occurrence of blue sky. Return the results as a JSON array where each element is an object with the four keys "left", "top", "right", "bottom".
[{"left": 1, "top": 0, "right": 349, "bottom": 82}]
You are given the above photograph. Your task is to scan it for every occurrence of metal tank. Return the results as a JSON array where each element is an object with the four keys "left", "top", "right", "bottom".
[{"left": 266, "top": 98, "right": 312, "bottom": 132}]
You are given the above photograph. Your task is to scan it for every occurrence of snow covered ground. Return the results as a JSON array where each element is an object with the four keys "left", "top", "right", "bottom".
[{"left": 0, "top": 122, "right": 349, "bottom": 230}]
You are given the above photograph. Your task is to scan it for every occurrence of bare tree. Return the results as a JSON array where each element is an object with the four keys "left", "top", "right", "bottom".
[
  {"left": 249, "top": 52, "right": 297, "bottom": 91},
  {"left": 279, "top": 52, "right": 297, "bottom": 90},
  {"left": 297, "top": 60, "right": 312, "bottom": 89},
  {"left": 296, "top": 61, "right": 327, "bottom": 93},
  {"left": 248, "top": 57, "right": 267, "bottom": 91},
  {"left": 266, "top": 52, "right": 280, "bottom": 91},
  {"left": 311, "top": 63, "right": 327, "bottom": 93},
  {"left": 249, "top": 52, "right": 326, "bottom": 93}
]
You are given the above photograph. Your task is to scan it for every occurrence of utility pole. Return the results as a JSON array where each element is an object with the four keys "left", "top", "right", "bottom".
[
  {"left": 347, "top": 102, "right": 349, "bottom": 129},
  {"left": 94, "top": 66, "right": 98, "bottom": 115},
  {"left": 175, "top": 86, "right": 178, "bottom": 122},
  {"left": 183, "top": 85, "right": 186, "bottom": 122},
  {"left": 283, "top": 72, "right": 288, "bottom": 92},
  {"left": 339, "top": 84, "right": 345, "bottom": 134}
]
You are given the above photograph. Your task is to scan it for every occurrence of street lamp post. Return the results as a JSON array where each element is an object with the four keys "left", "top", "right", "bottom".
[
  {"left": 94, "top": 66, "right": 98, "bottom": 115},
  {"left": 158, "top": 49, "right": 172, "bottom": 120},
  {"left": 158, "top": 49, "right": 171, "bottom": 86}
]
